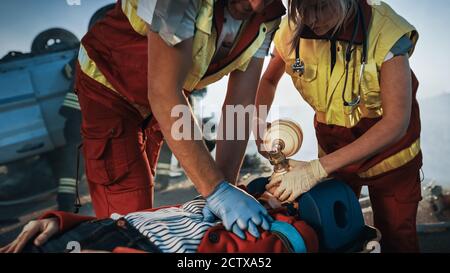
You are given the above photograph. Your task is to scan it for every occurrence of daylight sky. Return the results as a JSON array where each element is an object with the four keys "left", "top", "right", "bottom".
[{"left": 1, "top": 0, "right": 449, "bottom": 103}]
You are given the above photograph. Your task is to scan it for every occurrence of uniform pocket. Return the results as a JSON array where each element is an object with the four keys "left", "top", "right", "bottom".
[
  {"left": 301, "top": 63, "right": 318, "bottom": 82},
  {"left": 84, "top": 138, "right": 110, "bottom": 185},
  {"left": 83, "top": 119, "right": 130, "bottom": 186},
  {"left": 297, "top": 63, "right": 319, "bottom": 107},
  {"left": 84, "top": 138, "right": 131, "bottom": 186},
  {"left": 360, "top": 62, "right": 382, "bottom": 110}
]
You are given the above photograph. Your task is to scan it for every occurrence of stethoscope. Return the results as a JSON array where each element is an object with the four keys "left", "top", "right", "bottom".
[{"left": 292, "top": 3, "right": 368, "bottom": 107}]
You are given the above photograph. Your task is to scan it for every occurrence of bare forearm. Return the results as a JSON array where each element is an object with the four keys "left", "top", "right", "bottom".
[
  {"left": 254, "top": 77, "right": 277, "bottom": 140},
  {"left": 215, "top": 58, "right": 263, "bottom": 184},
  {"left": 215, "top": 101, "right": 255, "bottom": 184},
  {"left": 147, "top": 32, "right": 223, "bottom": 197},
  {"left": 256, "top": 78, "right": 277, "bottom": 112},
  {"left": 216, "top": 139, "right": 249, "bottom": 185},
  {"left": 149, "top": 91, "right": 224, "bottom": 196},
  {"left": 253, "top": 50, "right": 285, "bottom": 143},
  {"left": 320, "top": 118, "right": 408, "bottom": 174}
]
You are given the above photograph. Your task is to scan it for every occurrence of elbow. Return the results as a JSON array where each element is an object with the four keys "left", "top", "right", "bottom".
[
  {"left": 384, "top": 116, "right": 410, "bottom": 143},
  {"left": 397, "top": 112, "right": 412, "bottom": 140},
  {"left": 147, "top": 82, "right": 160, "bottom": 103},
  {"left": 257, "top": 76, "right": 277, "bottom": 102},
  {"left": 261, "top": 74, "right": 279, "bottom": 89},
  {"left": 147, "top": 80, "right": 172, "bottom": 105},
  {"left": 394, "top": 125, "right": 409, "bottom": 143}
]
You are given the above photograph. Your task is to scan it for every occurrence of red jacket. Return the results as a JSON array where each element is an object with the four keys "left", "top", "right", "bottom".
[{"left": 39, "top": 207, "right": 318, "bottom": 253}]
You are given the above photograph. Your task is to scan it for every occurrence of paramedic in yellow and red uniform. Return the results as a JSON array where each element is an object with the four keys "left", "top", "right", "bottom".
[
  {"left": 75, "top": 0, "right": 285, "bottom": 240},
  {"left": 255, "top": 0, "right": 422, "bottom": 252}
]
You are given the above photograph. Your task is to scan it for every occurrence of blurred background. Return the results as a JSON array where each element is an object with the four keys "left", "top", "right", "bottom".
[{"left": 0, "top": 0, "right": 449, "bottom": 251}]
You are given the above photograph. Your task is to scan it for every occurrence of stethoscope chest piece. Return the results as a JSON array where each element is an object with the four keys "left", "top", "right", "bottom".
[
  {"left": 292, "top": 58, "right": 305, "bottom": 75},
  {"left": 292, "top": 37, "right": 305, "bottom": 76}
]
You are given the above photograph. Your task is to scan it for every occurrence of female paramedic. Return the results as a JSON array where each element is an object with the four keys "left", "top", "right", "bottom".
[
  {"left": 74, "top": 0, "right": 286, "bottom": 240},
  {"left": 255, "top": 0, "right": 422, "bottom": 252}
]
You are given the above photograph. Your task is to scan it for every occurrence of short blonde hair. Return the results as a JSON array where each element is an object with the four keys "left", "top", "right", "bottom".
[{"left": 288, "top": 0, "right": 357, "bottom": 51}]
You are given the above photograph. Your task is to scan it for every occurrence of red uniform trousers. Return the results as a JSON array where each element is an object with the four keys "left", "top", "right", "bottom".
[
  {"left": 75, "top": 64, "right": 163, "bottom": 218},
  {"left": 338, "top": 153, "right": 423, "bottom": 253}
]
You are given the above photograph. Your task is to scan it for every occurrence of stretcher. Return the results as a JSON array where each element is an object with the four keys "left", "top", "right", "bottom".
[{"left": 35, "top": 176, "right": 380, "bottom": 253}]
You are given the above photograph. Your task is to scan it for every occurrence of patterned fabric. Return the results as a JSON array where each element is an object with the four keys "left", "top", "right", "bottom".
[
  {"left": 61, "top": 91, "right": 80, "bottom": 111},
  {"left": 115, "top": 197, "right": 218, "bottom": 253}
]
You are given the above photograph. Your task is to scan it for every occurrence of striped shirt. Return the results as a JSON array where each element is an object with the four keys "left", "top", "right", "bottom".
[{"left": 112, "top": 197, "right": 218, "bottom": 253}]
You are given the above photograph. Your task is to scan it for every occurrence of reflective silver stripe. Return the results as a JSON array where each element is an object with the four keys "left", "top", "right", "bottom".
[
  {"left": 65, "top": 93, "right": 79, "bottom": 102},
  {"left": 58, "top": 186, "right": 76, "bottom": 194},
  {"left": 63, "top": 101, "right": 81, "bottom": 110},
  {"left": 156, "top": 170, "right": 172, "bottom": 175},
  {"left": 63, "top": 100, "right": 79, "bottom": 106},
  {"left": 157, "top": 163, "right": 171, "bottom": 169},
  {"left": 65, "top": 92, "right": 78, "bottom": 99},
  {"left": 58, "top": 178, "right": 77, "bottom": 194},
  {"left": 59, "top": 178, "right": 77, "bottom": 186}
]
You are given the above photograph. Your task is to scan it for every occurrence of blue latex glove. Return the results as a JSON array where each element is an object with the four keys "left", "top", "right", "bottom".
[
  {"left": 202, "top": 205, "right": 217, "bottom": 223},
  {"left": 203, "top": 181, "right": 272, "bottom": 240}
]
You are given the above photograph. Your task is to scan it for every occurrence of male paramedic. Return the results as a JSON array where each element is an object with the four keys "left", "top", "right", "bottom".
[{"left": 74, "top": 0, "right": 285, "bottom": 239}]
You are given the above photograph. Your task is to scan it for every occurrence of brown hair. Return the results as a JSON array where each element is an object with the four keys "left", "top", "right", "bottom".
[{"left": 288, "top": 0, "right": 358, "bottom": 52}]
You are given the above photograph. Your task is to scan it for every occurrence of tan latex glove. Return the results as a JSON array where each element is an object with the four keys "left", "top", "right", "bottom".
[{"left": 266, "top": 159, "right": 328, "bottom": 203}]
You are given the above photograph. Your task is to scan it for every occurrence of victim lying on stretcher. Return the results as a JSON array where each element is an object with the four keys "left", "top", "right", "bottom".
[{"left": 0, "top": 181, "right": 320, "bottom": 253}]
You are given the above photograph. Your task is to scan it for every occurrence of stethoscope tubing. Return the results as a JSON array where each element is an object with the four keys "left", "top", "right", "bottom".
[{"left": 292, "top": 2, "right": 369, "bottom": 107}]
